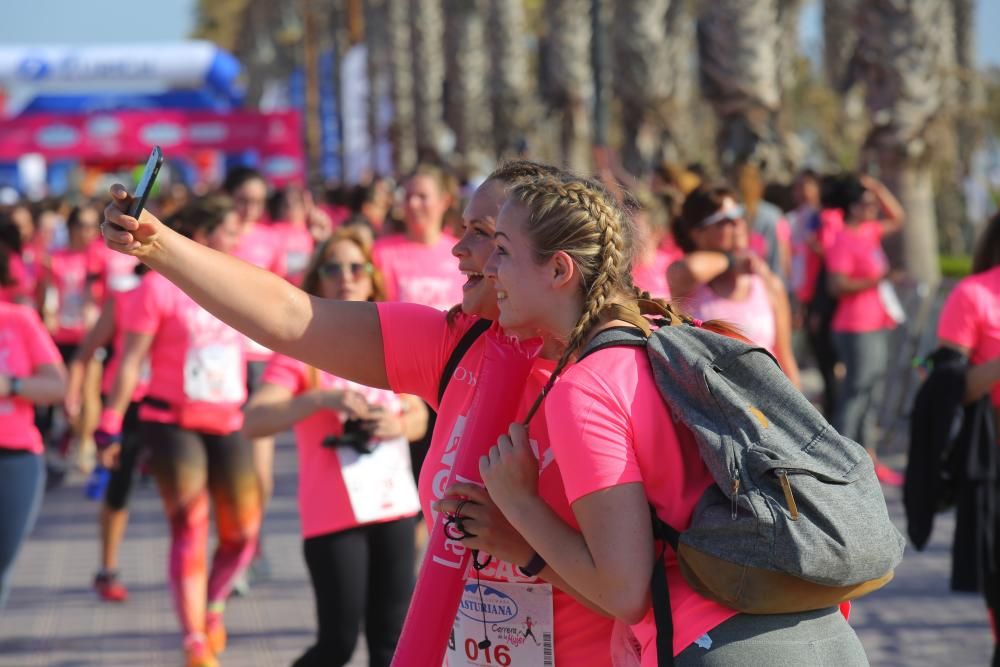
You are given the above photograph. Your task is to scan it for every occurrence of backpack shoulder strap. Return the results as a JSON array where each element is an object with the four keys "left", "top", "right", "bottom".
[
  {"left": 437, "top": 318, "right": 492, "bottom": 404},
  {"left": 578, "top": 326, "right": 648, "bottom": 363}
]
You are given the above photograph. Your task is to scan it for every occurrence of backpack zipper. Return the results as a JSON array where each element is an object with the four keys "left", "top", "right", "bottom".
[
  {"left": 774, "top": 468, "right": 800, "bottom": 520},
  {"left": 730, "top": 472, "right": 740, "bottom": 520}
]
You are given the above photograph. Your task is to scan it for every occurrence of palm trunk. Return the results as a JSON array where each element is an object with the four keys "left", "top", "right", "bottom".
[
  {"left": 854, "top": 0, "right": 955, "bottom": 284},
  {"left": 487, "top": 0, "right": 532, "bottom": 158},
  {"left": 542, "top": 0, "right": 593, "bottom": 172},
  {"left": 386, "top": 0, "right": 416, "bottom": 172},
  {"left": 410, "top": 0, "right": 445, "bottom": 159},
  {"left": 363, "top": 0, "right": 392, "bottom": 174},
  {"left": 696, "top": 0, "right": 789, "bottom": 182},
  {"left": 444, "top": 0, "right": 491, "bottom": 169}
]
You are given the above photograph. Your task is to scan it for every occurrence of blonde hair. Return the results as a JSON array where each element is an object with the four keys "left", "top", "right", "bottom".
[{"left": 510, "top": 175, "right": 736, "bottom": 423}]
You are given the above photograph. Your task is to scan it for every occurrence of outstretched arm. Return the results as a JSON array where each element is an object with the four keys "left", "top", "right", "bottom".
[{"left": 102, "top": 185, "right": 390, "bottom": 389}]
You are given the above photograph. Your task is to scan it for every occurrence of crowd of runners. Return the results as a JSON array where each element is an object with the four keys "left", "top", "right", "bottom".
[{"left": 1, "top": 153, "right": 999, "bottom": 667}]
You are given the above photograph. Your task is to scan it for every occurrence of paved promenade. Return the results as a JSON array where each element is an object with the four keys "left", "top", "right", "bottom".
[{"left": 0, "top": 440, "right": 991, "bottom": 666}]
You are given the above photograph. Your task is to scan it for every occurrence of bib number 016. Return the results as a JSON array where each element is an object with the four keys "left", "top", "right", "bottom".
[{"left": 464, "top": 640, "right": 511, "bottom": 666}]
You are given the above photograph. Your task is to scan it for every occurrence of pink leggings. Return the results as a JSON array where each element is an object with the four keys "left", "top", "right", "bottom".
[{"left": 142, "top": 421, "right": 262, "bottom": 640}]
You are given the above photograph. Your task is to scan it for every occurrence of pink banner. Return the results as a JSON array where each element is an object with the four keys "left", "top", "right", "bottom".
[{"left": 0, "top": 110, "right": 304, "bottom": 183}]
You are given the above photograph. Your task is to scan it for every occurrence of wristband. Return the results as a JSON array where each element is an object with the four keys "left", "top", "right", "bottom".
[
  {"left": 723, "top": 252, "right": 736, "bottom": 273},
  {"left": 98, "top": 408, "right": 125, "bottom": 434},
  {"left": 517, "top": 551, "right": 547, "bottom": 578},
  {"left": 8, "top": 376, "right": 22, "bottom": 397}
]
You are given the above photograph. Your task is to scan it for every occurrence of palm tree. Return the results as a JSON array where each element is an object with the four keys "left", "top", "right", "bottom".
[
  {"left": 696, "top": 0, "right": 791, "bottom": 181},
  {"left": 363, "top": 0, "right": 392, "bottom": 175},
  {"left": 541, "top": 0, "right": 593, "bottom": 172},
  {"left": 847, "top": 0, "right": 956, "bottom": 284},
  {"left": 443, "top": 0, "right": 491, "bottom": 170},
  {"left": 386, "top": 0, "right": 417, "bottom": 172},
  {"left": 487, "top": 0, "right": 533, "bottom": 159},
  {"left": 409, "top": 0, "right": 445, "bottom": 159}
]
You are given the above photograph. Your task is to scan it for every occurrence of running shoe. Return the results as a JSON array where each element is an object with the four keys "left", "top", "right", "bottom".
[
  {"left": 206, "top": 610, "right": 227, "bottom": 655},
  {"left": 229, "top": 572, "right": 250, "bottom": 598},
  {"left": 184, "top": 637, "right": 218, "bottom": 667},
  {"left": 874, "top": 462, "right": 904, "bottom": 487},
  {"left": 93, "top": 570, "right": 128, "bottom": 603}
]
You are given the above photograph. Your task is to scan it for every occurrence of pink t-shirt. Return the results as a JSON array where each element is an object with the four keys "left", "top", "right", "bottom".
[
  {"left": 546, "top": 346, "right": 738, "bottom": 662},
  {"left": 687, "top": 275, "right": 777, "bottom": 353},
  {"left": 235, "top": 222, "right": 286, "bottom": 361},
  {"left": 0, "top": 252, "right": 31, "bottom": 304},
  {"left": 377, "top": 302, "right": 616, "bottom": 666},
  {"left": 270, "top": 221, "right": 315, "bottom": 286},
  {"left": 46, "top": 248, "right": 95, "bottom": 344},
  {"left": 0, "top": 302, "right": 61, "bottom": 453},
  {"left": 632, "top": 249, "right": 675, "bottom": 301},
  {"left": 99, "top": 243, "right": 141, "bottom": 295},
  {"left": 101, "top": 284, "right": 150, "bottom": 402},
  {"left": 938, "top": 265, "right": 1000, "bottom": 407},
  {"left": 826, "top": 221, "right": 895, "bottom": 333},
  {"left": 372, "top": 233, "right": 465, "bottom": 311},
  {"left": 124, "top": 272, "right": 246, "bottom": 432},
  {"left": 261, "top": 353, "right": 419, "bottom": 537}
]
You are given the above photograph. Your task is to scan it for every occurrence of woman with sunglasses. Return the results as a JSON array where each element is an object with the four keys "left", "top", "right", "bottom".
[
  {"left": 244, "top": 228, "right": 425, "bottom": 667},
  {"left": 668, "top": 184, "right": 800, "bottom": 387},
  {"left": 100, "top": 161, "right": 621, "bottom": 666}
]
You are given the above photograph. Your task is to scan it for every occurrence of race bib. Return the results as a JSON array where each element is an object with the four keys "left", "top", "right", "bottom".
[
  {"left": 337, "top": 436, "right": 420, "bottom": 523},
  {"left": 183, "top": 343, "right": 244, "bottom": 403},
  {"left": 58, "top": 289, "right": 85, "bottom": 329},
  {"left": 449, "top": 581, "right": 555, "bottom": 667}
]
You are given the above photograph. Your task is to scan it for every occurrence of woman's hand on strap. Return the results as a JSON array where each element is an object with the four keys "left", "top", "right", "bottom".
[
  {"left": 433, "top": 482, "right": 536, "bottom": 567},
  {"left": 102, "top": 184, "right": 167, "bottom": 258}
]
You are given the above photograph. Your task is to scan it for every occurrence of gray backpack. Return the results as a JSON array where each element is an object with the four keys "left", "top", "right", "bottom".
[{"left": 580, "top": 314, "right": 905, "bottom": 664}]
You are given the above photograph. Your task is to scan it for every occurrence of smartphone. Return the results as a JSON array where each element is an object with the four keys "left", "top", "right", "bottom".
[{"left": 128, "top": 146, "right": 164, "bottom": 219}]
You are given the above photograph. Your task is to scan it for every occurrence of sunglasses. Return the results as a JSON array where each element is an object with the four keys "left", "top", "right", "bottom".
[
  {"left": 318, "top": 261, "right": 373, "bottom": 279},
  {"left": 697, "top": 205, "right": 745, "bottom": 229}
]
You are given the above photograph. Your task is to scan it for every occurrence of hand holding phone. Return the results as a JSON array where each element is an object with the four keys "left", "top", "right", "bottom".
[{"left": 128, "top": 146, "right": 164, "bottom": 219}]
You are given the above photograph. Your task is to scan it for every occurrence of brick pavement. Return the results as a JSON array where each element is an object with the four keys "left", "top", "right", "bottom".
[{"left": 0, "top": 441, "right": 991, "bottom": 666}]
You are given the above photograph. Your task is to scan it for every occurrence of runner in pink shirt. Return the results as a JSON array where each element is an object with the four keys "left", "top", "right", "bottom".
[
  {"left": 65, "top": 266, "right": 151, "bottom": 603},
  {"left": 100, "top": 196, "right": 260, "bottom": 667},
  {"left": 629, "top": 190, "right": 681, "bottom": 301},
  {"left": 266, "top": 185, "right": 323, "bottom": 286},
  {"left": 471, "top": 174, "right": 867, "bottom": 665},
  {"left": 668, "top": 184, "right": 800, "bottom": 387},
  {"left": 825, "top": 174, "right": 906, "bottom": 486},
  {"left": 244, "top": 228, "right": 426, "bottom": 666},
  {"left": 372, "top": 164, "right": 465, "bottom": 311},
  {"left": 0, "top": 301, "right": 66, "bottom": 607},
  {"left": 99, "top": 160, "right": 621, "bottom": 666}
]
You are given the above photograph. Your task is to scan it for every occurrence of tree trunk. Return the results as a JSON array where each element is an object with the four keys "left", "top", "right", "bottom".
[
  {"left": 410, "top": 0, "right": 445, "bottom": 159},
  {"left": 444, "top": 0, "right": 491, "bottom": 171},
  {"left": 854, "top": 0, "right": 956, "bottom": 284},
  {"left": 542, "top": 0, "right": 593, "bottom": 172},
  {"left": 696, "top": 0, "right": 790, "bottom": 182},
  {"left": 386, "top": 0, "right": 416, "bottom": 172},
  {"left": 487, "top": 0, "right": 532, "bottom": 158},
  {"left": 363, "top": 0, "right": 392, "bottom": 175}
]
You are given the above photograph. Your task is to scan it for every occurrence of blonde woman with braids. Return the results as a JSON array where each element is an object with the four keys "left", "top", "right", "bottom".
[
  {"left": 471, "top": 175, "right": 868, "bottom": 665},
  {"left": 99, "top": 161, "right": 620, "bottom": 665}
]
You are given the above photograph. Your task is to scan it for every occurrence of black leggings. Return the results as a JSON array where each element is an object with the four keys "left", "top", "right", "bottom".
[
  {"left": 104, "top": 402, "right": 142, "bottom": 510},
  {"left": 294, "top": 516, "right": 417, "bottom": 667}
]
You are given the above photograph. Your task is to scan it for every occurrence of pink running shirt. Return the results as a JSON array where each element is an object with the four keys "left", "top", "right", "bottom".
[
  {"left": 372, "top": 234, "right": 465, "bottom": 310},
  {"left": 377, "top": 302, "right": 616, "bottom": 666},
  {"left": 0, "top": 302, "right": 61, "bottom": 453},
  {"left": 938, "top": 265, "right": 1000, "bottom": 407},
  {"left": 546, "top": 345, "right": 738, "bottom": 662},
  {"left": 123, "top": 271, "right": 246, "bottom": 432},
  {"left": 45, "top": 248, "right": 93, "bottom": 344},
  {"left": 270, "top": 221, "right": 315, "bottom": 286},
  {"left": 234, "top": 223, "right": 286, "bottom": 361},
  {"left": 632, "top": 249, "right": 675, "bottom": 301},
  {"left": 687, "top": 275, "right": 777, "bottom": 352},
  {"left": 261, "top": 353, "right": 419, "bottom": 537},
  {"left": 826, "top": 221, "right": 895, "bottom": 333},
  {"left": 101, "top": 284, "right": 150, "bottom": 402}
]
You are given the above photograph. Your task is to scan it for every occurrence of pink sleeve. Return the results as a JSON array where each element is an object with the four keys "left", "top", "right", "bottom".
[
  {"left": 20, "top": 307, "right": 60, "bottom": 368},
  {"left": 776, "top": 217, "right": 792, "bottom": 245},
  {"left": 377, "top": 301, "right": 470, "bottom": 408},
  {"left": 261, "top": 353, "right": 307, "bottom": 394},
  {"left": 825, "top": 235, "right": 852, "bottom": 275},
  {"left": 545, "top": 365, "right": 643, "bottom": 504},
  {"left": 122, "top": 276, "right": 163, "bottom": 335},
  {"left": 938, "top": 279, "right": 981, "bottom": 351}
]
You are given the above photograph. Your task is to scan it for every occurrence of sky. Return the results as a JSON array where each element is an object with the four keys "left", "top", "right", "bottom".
[{"left": 0, "top": 0, "right": 996, "bottom": 65}]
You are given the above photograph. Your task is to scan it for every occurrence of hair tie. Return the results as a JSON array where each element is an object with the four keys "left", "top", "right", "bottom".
[{"left": 691, "top": 318, "right": 704, "bottom": 328}]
